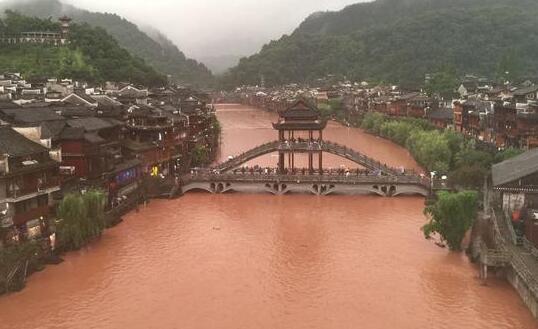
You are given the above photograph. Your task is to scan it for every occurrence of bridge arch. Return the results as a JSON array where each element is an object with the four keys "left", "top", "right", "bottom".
[
  {"left": 322, "top": 184, "right": 388, "bottom": 197},
  {"left": 391, "top": 185, "right": 430, "bottom": 197},
  {"left": 215, "top": 140, "right": 400, "bottom": 175},
  {"left": 182, "top": 183, "right": 215, "bottom": 194}
]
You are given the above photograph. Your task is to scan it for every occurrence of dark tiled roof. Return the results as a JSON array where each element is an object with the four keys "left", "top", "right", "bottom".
[
  {"left": 513, "top": 85, "right": 538, "bottom": 96},
  {"left": 492, "top": 148, "right": 538, "bottom": 187},
  {"left": 0, "top": 126, "right": 47, "bottom": 156},
  {"left": 91, "top": 95, "right": 121, "bottom": 107},
  {"left": 0, "top": 102, "right": 17, "bottom": 109},
  {"left": 398, "top": 92, "right": 421, "bottom": 101},
  {"left": 56, "top": 106, "right": 95, "bottom": 117},
  {"left": 67, "top": 117, "right": 120, "bottom": 132},
  {"left": 427, "top": 107, "right": 453, "bottom": 120},
  {"left": 41, "top": 121, "right": 66, "bottom": 139},
  {"left": 122, "top": 139, "right": 157, "bottom": 152},
  {"left": 63, "top": 93, "right": 97, "bottom": 105},
  {"left": 0, "top": 107, "right": 64, "bottom": 124},
  {"left": 278, "top": 99, "right": 320, "bottom": 120},
  {"left": 60, "top": 127, "right": 85, "bottom": 140},
  {"left": 84, "top": 133, "right": 105, "bottom": 144}
]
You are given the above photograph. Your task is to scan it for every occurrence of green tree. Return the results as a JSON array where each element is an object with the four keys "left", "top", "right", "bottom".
[
  {"left": 448, "top": 164, "right": 488, "bottom": 190},
  {"left": 494, "top": 147, "right": 524, "bottom": 163},
  {"left": 496, "top": 50, "right": 521, "bottom": 83},
  {"left": 191, "top": 145, "right": 210, "bottom": 168},
  {"left": 425, "top": 65, "right": 458, "bottom": 98},
  {"left": 361, "top": 112, "right": 385, "bottom": 134},
  {"left": 423, "top": 191, "right": 479, "bottom": 251},
  {"left": 56, "top": 194, "right": 86, "bottom": 250},
  {"left": 454, "top": 145, "right": 493, "bottom": 169},
  {"left": 82, "top": 190, "right": 106, "bottom": 237},
  {"left": 56, "top": 190, "right": 105, "bottom": 251}
]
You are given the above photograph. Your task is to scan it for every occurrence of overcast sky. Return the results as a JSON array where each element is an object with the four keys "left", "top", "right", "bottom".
[{"left": 60, "top": 0, "right": 363, "bottom": 58}]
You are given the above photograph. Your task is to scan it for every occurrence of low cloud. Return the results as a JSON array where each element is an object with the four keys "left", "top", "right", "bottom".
[{"left": 57, "top": 0, "right": 363, "bottom": 58}]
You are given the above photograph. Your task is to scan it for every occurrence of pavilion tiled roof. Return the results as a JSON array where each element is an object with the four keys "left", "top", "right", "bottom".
[{"left": 278, "top": 99, "right": 320, "bottom": 120}]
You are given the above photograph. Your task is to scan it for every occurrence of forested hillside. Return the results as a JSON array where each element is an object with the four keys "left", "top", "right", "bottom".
[
  {"left": 222, "top": 0, "right": 538, "bottom": 88},
  {"left": 0, "top": 12, "right": 166, "bottom": 86},
  {"left": 1, "top": 0, "right": 213, "bottom": 87}
]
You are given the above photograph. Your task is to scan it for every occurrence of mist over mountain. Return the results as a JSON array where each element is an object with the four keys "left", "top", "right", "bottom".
[
  {"left": 0, "top": 0, "right": 213, "bottom": 87},
  {"left": 222, "top": 0, "right": 538, "bottom": 88},
  {"left": 198, "top": 55, "right": 241, "bottom": 75}
]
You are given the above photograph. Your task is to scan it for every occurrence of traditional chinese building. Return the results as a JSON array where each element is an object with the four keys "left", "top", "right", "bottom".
[
  {"left": 59, "top": 117, "right": 123, "bottom": 181},
  {"left": 494, "top": 103, "right": 519, "bottom": 148},
  {"left": 0, "top": 127, "right": 61, "bottom": 243},
  {"left": 272, "top": 99, "right": 327, "bottom": 174},
  {"left": 426, "top": 107, "right": 453, "bottom": 129},
  {"left": 492, "top": 149, "right": 538, "bottom": 248},
  {"left": 123, "top": 105, "right": 187, "bottom": 177},
  {"left": 0, "top": 16, "right": 72, "bottom": 46}
]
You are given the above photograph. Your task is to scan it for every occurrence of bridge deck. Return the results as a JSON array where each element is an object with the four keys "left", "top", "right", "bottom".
[
  {"left": 181, "top": 172, "right": 431, "bottom": 197},
  {"left": 184, "top": 172, "right": 428, "bottom": 185}
]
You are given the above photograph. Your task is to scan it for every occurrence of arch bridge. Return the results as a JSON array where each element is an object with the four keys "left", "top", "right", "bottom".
[
  {"left": 181, "top": 140, "right": 431, "bottom": 197},
  {"left": 215, "top": 140, "right": 402, "bottom": 176}
]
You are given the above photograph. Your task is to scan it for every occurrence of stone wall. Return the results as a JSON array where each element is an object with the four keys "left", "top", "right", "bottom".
[{"left": 506, "top": 266, "right": 538, "bottom": 318}]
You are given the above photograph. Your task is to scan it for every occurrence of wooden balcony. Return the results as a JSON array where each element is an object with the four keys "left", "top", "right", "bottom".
[
  {"left": 13, "top": 205, "right": 51, "bottom": 226},
  {"left": 6, "top": 177, "right": 61, "bottom": 200}
]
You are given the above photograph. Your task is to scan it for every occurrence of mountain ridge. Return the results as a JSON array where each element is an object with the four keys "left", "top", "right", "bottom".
[{"left": 222, "top": 0, "right": 538, "bottom": 88}]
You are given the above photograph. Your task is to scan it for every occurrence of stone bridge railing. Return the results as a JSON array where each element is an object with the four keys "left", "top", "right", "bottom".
[
  {"left": 183, "top": 171, "right": 430, "bottom": 187},
  {"left": 214, "top": 140, "right": 403, "bottom": 175}
]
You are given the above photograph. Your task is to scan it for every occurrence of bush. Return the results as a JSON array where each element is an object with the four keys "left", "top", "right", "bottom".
[{"left": 0, "top": 241, "right": 42, "bottom": 294}]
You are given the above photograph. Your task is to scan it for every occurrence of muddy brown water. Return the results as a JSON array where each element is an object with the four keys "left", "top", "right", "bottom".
[{"left": 0, "top": 104, "right": 536, "bottom": 329}]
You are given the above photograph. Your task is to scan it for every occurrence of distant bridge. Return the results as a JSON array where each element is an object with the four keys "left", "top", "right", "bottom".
[{"left": 215, "top": 140, "right": 402, "bottom": 176}]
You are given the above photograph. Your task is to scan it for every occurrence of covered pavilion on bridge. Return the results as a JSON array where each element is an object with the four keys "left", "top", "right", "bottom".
[{"left": 272, "top": 99, "right": 327, "bottom": 174}]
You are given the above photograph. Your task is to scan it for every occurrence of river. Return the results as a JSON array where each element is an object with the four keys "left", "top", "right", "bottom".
[{"left": 0, "top": 104, "right": 536, "bottom": 329}]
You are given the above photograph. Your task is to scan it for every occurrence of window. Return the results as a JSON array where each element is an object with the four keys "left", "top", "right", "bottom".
[{"left": 37, "top": 195, "right": 48, "bottom": 207}]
